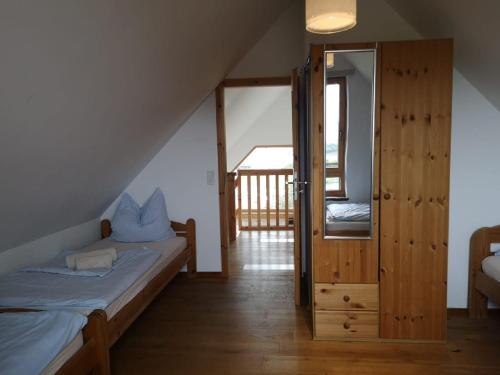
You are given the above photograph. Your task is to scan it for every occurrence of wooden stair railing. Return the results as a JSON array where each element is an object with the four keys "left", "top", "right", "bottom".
[{"left": 235, "top": 169, "right": 294, "bottom": 231}]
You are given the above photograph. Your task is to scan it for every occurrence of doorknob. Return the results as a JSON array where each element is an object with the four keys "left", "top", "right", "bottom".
[{"left": 288, "top": 178, "right": 308, "bottom": 201}]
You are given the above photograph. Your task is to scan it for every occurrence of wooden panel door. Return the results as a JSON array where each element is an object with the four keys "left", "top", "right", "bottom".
[
  {"left": 310, "top": 44, "right": 380, "bottom": 284},
  {"left": 291, "top": 68, "right": 302, "bottom": 306},
  {"left": 379, "top": 39, "right": 453, "bottom": 340}
]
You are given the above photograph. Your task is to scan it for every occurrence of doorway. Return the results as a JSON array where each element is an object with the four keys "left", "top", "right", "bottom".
[
  {"left": 230, "top": 146, "right": 295, "bottom": 275},
  {"left": 215, "top": 76, "right": 303, "bottom": 304}
]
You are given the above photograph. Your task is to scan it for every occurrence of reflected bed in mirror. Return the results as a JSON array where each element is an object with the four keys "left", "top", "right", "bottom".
[{"left": 323, "top": 49, "right": 376, "bottom": 239}]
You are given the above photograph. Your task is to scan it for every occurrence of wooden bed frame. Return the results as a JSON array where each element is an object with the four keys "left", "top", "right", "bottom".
[
  {"left": 56, "top": 310, "right": 110, "bottom": 375},
  {"left": 99, "top": 218, "right": 196, "bottom": 346},
  {"left": 468, "top": 225, "right": 500, "bottom": 318},
  {"left": 0, "top": 219, "right": 195, "bottom": 373},
  {"left": 0, "top": 309, "right": 110, "bottom": 375}
]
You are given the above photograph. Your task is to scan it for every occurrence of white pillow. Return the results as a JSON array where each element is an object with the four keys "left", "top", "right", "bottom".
[{"left": 110, "top": 188, "right": 175, "bottom": 242}]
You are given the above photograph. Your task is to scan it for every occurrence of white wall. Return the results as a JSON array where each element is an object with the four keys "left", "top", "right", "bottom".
[
  {"left": 102, "top": 94, "right": 221, "bottom": 272},
  {"left": 0, "top": 219, "right": 100, "bottom": 275},
  {"left": 226, "top": 87, "right": 292, "bottom": 171},
  {"left": 448, "top": 72, "right": 500, "bottom": 307}
]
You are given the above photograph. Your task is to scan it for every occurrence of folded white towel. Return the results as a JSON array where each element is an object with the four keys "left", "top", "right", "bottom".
[
  {"left": 66, "top": 248, "right": 117, "bottom": 269},
  {"left": 75, "top": 253, "right": 113, "bottom": 270}
]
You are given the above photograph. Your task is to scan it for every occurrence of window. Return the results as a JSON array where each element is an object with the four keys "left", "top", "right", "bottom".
[
  {"left": 236, "top": 146, "right": 293, "bottom": 170},
  {"left": 325, "top": 76, "right": 347, "bottom": 197}
]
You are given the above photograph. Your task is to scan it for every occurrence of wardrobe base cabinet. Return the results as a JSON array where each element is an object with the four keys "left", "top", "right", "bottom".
[
  {"left": 315, "top": 310, "right": 379, "bottom": 339},
  {"left": 314, "top": 283, "right": 379, "bottom": 339},
  {"left": 314, "top": 283, "right": 378, "bottom": 311}
]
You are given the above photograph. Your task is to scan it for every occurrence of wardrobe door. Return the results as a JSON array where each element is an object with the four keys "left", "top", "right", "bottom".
[
  {"left": 310, "top": 43, "right": 380, "bottom": 340},
  {"left": 310, "top": 43, "right": 380, "bottom": 286},
  {"left": 379, "top": 39, "right": 453, "bottom": 341}
]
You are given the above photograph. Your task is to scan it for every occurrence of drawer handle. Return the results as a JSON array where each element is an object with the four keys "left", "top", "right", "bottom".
[
  {"left": 343, "top": 322, "right": 351, "bottom": 329},
  {"left": 343, "top": 295, "right": 351, "bottom": 302}
]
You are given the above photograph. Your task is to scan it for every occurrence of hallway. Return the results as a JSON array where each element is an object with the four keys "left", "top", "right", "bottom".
[
  {"left": 110, "top": 232, "right": 500, "bottom": 374},
  {"left": 230, "top": 230, "right": 295, "bottom": 275}
]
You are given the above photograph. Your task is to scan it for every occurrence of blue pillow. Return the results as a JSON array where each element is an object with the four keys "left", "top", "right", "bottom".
[{"left": 110, "top": 188, "right": 176, "bottom": 242}]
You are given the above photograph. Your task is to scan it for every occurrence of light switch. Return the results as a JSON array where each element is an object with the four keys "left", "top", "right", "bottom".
[{"left": 207, "top": 170, "right": 215, "bottom": 186}]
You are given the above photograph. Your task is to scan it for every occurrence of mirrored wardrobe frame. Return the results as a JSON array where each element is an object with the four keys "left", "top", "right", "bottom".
[
  {"left": 311, "top": 42, "right": 382, "bottom": 340},
  {"left": 322, "top": 48, "right": 378, "bottom": 241}
]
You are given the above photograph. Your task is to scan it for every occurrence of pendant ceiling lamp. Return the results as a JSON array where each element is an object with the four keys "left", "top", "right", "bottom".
[{"left": 306, "top": 0, "right": 357, "bottom": 34}]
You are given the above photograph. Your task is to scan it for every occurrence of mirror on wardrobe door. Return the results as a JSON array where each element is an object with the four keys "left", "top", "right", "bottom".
[{"left": 323, "top": 49, "right": 375, "bottom": 239}]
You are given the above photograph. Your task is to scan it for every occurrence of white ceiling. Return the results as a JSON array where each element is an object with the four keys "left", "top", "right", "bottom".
[
  {"left": 385, "top": 0, "right": 500, "bottom": 111},
  {"left": 0, "top": 0, "right": 292, "bottom": 252}
]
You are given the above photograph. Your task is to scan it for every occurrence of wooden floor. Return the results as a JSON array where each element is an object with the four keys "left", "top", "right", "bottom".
[{"left": 111, "top": 231, "right": 500, "bottom": 374}]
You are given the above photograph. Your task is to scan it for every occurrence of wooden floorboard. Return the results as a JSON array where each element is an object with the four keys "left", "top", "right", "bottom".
[{"left": 111, "top": 231, "right": 500, "bottom": 374}]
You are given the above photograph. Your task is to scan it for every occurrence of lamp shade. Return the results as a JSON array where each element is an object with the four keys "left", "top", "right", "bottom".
[{"left": 306, "top": 0, "right": 357, "bottom": 34}]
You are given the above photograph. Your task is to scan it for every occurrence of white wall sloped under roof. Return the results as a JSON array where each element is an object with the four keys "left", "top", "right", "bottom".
[{"left": 0, "top": 0, "right": 293, "bottom": 254}]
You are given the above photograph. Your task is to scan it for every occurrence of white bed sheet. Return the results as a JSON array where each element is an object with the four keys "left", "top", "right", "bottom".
[
  {"left": 0, "top": 236, "right": 187, "bottom": 318},
  {"left": 96, "top": 236, "right": 187, "bottom": 318},
  {"left": 41, "top": 331, "right": 83, "bottom": 375},
  {"left": 326, "top": 202, "right": 371, "bottom": 222},
  {"left": 0, "top": 311, "right": 86, "bottom": 375},
  {"left": 0, "top": 248, "right": 161, "bottom": 312},
  {"left": 326, "top": 221, "right": 371, "bottom": 232},
  {"left": 482, "top": 255, "right": 500, "bottom": 282}
]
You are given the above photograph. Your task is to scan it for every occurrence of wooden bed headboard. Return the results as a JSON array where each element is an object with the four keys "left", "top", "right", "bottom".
[
  {"left": 100, "top": 218, "right": 197, "bottom": 276},
  {"left": 468, "top": 225, "right": 500, "bottom": 318}
]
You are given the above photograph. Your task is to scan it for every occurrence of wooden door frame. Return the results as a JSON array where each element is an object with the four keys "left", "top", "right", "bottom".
[
  {"left": 215, "top": 76, "right": 292, "bottom": 278},
  {"left": 291, "top": 68, "right": 301, "bottom": 305}
]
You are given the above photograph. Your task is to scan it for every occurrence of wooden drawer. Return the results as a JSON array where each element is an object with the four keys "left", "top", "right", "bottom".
[
  {"left": 315, "top": 283, "right": 378, "bottom": 311},
  {"left": 315, "top": 310, "right": 379, "bottom": 339}
]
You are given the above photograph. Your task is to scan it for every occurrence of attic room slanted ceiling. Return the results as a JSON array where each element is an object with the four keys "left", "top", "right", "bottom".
[
  {"left": 0, "top": 0, "right": 293, "bottom": 252},
  {"left": 386, "top": 0, "right": 500, "bottom": 111}
]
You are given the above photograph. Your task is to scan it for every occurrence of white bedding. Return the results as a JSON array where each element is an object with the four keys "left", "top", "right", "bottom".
[
  {"left": 100, "top": 237, "right": 187, "bottom": 318},
  {"left": 0, "top": 236, "right": 187, "bottom": 317},
  {"left": 41, "top": 331, "right": 83, "bottom": 375},
  {"left": 0, "top": 311, "right": 86, "bottom": 375},
  {"left": 326, "top": 202, "right": 370, "bottom": 223},
  {"left": 482, "top": 255, "right": 500, "bottom": 282},
  {"left": 326, "top": 221, "right": 371, "bottom": 232}
]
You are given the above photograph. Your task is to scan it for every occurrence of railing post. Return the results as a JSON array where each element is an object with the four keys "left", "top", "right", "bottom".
[
  {"left": 247, "top": 174, "right": 252, "bottom": 228},
  {"left": 237, "top": 174, "right": 242, "bottom": 230},
  {"left": 275, "top": 173, "right": 280, "bottom": 228},
  {"left": 257, "top": 173, "right": 261, "bottom": 228},
  {"left": 266, "top": 174, "right": 270, "bottom": 229},
  {"left": 227, "top": 172, "right": 237, "bottom": 242},
  {"left": 285, "top": 174, "right": 289, "bottom": 228}
]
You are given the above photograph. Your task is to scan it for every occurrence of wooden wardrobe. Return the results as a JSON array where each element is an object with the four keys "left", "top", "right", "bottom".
[{"left": 311, "top": 39, "right": 453, "bottom": 341}]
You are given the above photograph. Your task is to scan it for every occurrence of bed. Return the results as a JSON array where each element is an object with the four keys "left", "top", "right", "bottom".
[
  {"left": 0, "top": 218, "right": 196, "bottom": 348},
  {"left": 325, "top": 202, "right": 371, "bottom": 237},
  {"left": 0, "top": 309, "right": 109, "bottom": 375},
  {"left": 468, "top": 225, "right": 500, "bottom": 318}
]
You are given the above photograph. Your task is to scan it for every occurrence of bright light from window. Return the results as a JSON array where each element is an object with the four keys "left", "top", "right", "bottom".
[
  {"left": 325, "top": 84, "right": 340, "bottom": 168},
  {"left": 238, "top": 147, "right": 293, "bottom": 170}
]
